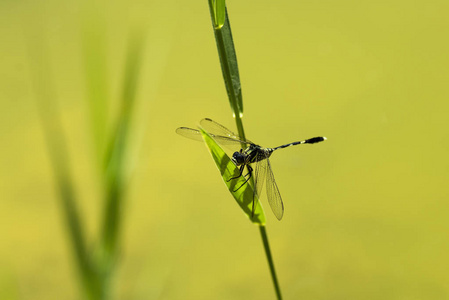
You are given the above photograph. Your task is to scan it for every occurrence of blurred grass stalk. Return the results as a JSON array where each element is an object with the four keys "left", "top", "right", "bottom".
[
  {"left": 207, "top": 1, "right": 283, "bottom": 299},
  {"left": 30, "top": 14, "right": 144, "bottom": 298},
  {"left": 99, "top": 33, "right": 144, "bottom": 281}
]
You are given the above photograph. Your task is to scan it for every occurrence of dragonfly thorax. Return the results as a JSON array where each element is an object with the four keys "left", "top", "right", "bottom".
[{"left": 231, "top": 145, "right": 274, "bottom": 167}]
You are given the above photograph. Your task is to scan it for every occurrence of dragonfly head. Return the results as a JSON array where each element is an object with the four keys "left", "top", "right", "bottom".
[{"left": 231, "top": 150, "right": 246, "bottom": 166}]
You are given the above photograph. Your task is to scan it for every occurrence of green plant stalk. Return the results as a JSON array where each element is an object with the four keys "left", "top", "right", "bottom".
[
  {"left": 207, "top": 2, "right": 283, "bottom": 299},
  {"left": 100, "top": 33, "right": 144, "bottom": 279},
  {"left": 259, "top": 226, "right": 283, "bottom": 300},
  {"left": 40, "top": 107, "right": 103, "bottom": 300},
  {"left": 214, "top": 26, "right": 246, "bottom": 140},
  {"left": 208, "top": 1, "right": 246, "bottom": 142}
]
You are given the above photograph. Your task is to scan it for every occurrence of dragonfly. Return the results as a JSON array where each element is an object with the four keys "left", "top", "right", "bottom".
[{"left": 176, "top": 118, "right": 326, "bottom": 220}]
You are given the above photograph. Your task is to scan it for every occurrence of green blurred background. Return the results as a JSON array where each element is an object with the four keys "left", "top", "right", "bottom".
[{"left": 1, "top": 0, "right": 448, "bottom": 299}]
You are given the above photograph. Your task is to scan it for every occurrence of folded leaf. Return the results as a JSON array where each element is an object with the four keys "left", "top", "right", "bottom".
[{"left": 200, "top": 127, "right": 265, "bottom": 224}]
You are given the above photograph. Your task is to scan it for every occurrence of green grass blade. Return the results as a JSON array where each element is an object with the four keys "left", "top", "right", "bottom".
[
  {"left": 101, "top": 32, "right": 145, "bottom": 264},
  {"left": 208, "top": 2, "right": 244, "bottom": 117},
  {"left": 212, "top": 0, "right": 226, "bottom": 29},
  {"left": 200, "top": 128, "right": 266, "bottom": 224}
]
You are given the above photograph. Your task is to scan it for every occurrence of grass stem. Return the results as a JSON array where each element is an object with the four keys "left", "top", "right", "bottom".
[
  {"left": 100, "top": 32, "right": 144, "bottom": 279},
  {"left": 207, "top": 2, "right": 284, "bottom": 298},
  {"left": 259, "top": 225, "right": 283, "bottom": 300}
]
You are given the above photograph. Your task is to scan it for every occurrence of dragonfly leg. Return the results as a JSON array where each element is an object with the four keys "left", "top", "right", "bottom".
[
  {"left": 240, "top": 169, "right": 252, "bottom": 178},
  {"left": 227, "top": 164, "right": 245, "bottom": 181},
  {"left": 233, "top": 165, "right": 253, "bottom": 192}
]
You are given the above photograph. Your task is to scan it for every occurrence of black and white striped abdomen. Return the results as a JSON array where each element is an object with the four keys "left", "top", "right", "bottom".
[{"left": 273, "top": 136, "right": 326, "bottom": 151}]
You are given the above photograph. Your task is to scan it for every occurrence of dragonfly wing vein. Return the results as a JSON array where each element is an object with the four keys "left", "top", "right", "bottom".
[
  {"left": 266, "top": 158, "right": 284, "bottom": 220},
  {"left": 176, "top": 127, "right": 248, "bottom": 146},
  {"left": 175, "top": 127, "right": 204, "bottom": 142},
  {"left": 252, "top": 156, "right": 268, "bottom": 217},
  {"left": 200, "top": 118, "right": 253, "bottom": 145}
]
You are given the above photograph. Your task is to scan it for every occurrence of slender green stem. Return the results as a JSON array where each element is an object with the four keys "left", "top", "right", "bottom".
[
  {"left": 39, "top": 103, "right": 103, "bottom": 300},
  {"left": 208, "top": 1, "right": 246, "bottom": 143},
  {"left": 259, "top": 225, "right": 283, "bottom": 300},
  {"left": 101, "top": 33, "right": 144, "bottom": 266},
  {"left": 95, "top": 35, "right": 145, "bottom": 297},
  {"left": 208, "top": 2, "right": 283, "bottom": 299},
  {"left": 215, "top": 28, "right": 246, "bottom": 142},
  {"left": 233, "top": 115, "right": 246, "bottom": 143}
]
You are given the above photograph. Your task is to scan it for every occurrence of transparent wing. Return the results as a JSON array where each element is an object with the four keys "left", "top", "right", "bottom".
[
  {"left": 252, "top": 154, "right": 268, "bottom": 217},
  {"left": 200, "top": 118, "right": 253, "bottom": 145},
  {"left": 175, "top": 127, "right": 204, "bottom": 142},
  {"left": 266, "top": 158, "right": 284, "bottom": 220},
  {"left": 176, "top": 127, "right": 247, "bottom": 146}
]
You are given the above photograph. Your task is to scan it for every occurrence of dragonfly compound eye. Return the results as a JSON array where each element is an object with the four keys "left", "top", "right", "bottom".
[{"left": 232, "top": 151, "right": 246, "bottom": 165}]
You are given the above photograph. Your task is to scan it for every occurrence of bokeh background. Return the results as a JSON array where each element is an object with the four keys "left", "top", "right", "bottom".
[{"left": 1, "top": 0, "right": 448, "bottom": 299}]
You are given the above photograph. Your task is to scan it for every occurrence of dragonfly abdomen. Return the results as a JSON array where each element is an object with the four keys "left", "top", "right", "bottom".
[{"left": 273, "top": 136, "right": 326, "bottom": 151}]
